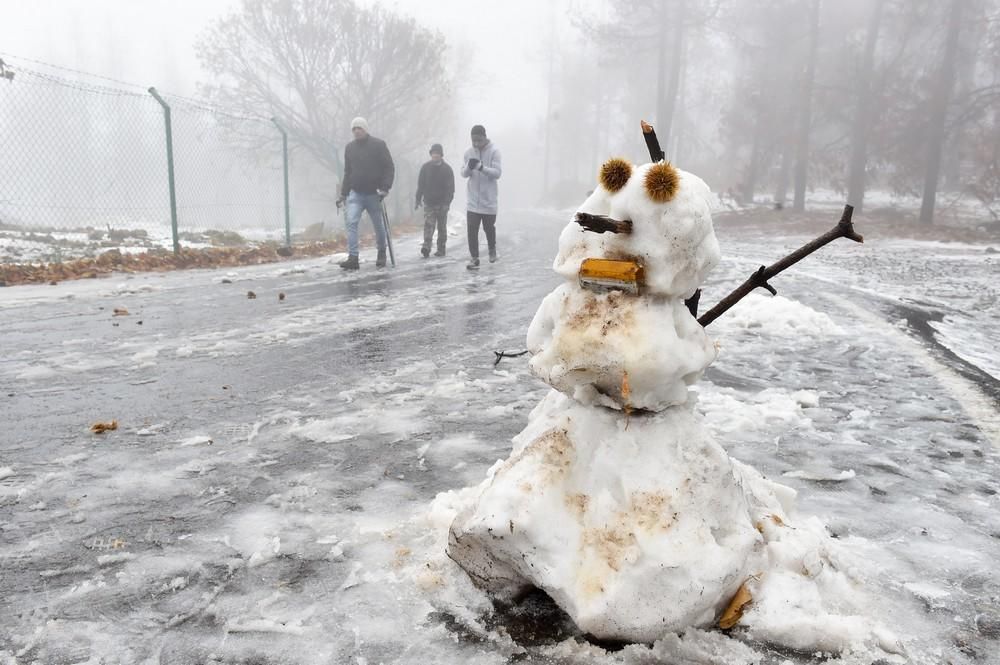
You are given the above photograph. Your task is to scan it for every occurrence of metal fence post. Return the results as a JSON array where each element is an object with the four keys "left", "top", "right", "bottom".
[
  {"left": 272, "top": 118, "right": 291, "bottom": 247},
  {"left": 148, "top": 87, "right": 179, "bottom": 255}
]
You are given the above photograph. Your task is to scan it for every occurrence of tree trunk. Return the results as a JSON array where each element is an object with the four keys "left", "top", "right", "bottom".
[
  {"left": 671, "top": 48, "right": 688, "bottom": 163},
  {"left": 775, "top": 142, "right": 792, "bottom": 208},
  {"left": 846, "top": 0, "right": 885, "bottom": 214},
  {"left": 944, "top": 9, "right": 979, "bottom": 191},
  {"left": 542, "top": 4, "right": 557, "bottom": 198},
  {"left": 793, "top": 0, "right": 821, "bottom": 212},
  {"left": 655, "top": 0, "right": 669, "bottom": 150},
  {"left": 743, "top": 117, "right": 762, "bottom": 204},
  {"left": 920, "top": 0, "right": 966, "bottom": 224},
  {"left": 656, "top": 0, "right": 686, "bottom": 154}
]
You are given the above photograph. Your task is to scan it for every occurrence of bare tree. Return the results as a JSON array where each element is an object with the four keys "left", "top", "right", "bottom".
[
  {"left": 846, "top": 0, "right": 886, "bottom": 213},
  {"left": 575, "top": 0, "right": 722, "bottom": 156},
  {"left": 793, "top": 0, "right": 821, "bottom": 212},
  {"left": 919, "top": 0, "right": 967, "bottom": 224},
  {"left": 196, "top": 0, "right": 452, "bottom": 180}
]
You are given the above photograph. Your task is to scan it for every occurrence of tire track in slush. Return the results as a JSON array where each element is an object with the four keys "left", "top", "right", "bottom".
[{"left": 824, "top": 293, "right": 1000, "bottom": 448}]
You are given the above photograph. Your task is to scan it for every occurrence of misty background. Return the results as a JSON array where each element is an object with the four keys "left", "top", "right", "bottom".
[{"left": 2, "top": 0, "right": 999, "bottom": 237}]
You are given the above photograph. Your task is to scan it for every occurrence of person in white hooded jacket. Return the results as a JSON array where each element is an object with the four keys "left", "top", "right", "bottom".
[{"left": 461, "top": 124, "right": 502, "bottom": 269}]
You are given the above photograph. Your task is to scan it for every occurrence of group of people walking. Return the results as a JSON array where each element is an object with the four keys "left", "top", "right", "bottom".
[{"left": 336, "top": 118, "right": 501, "bottom": 271}]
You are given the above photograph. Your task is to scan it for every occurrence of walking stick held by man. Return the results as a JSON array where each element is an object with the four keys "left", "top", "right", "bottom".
[{"left": 381, "top": 199, "right": 396, "bottom": 267}]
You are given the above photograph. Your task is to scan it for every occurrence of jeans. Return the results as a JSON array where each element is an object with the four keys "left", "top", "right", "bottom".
[
  {"left": 466, "top": 211, "right": 496, "bottom": 259},
  {"left": 345, "top": 191, "right": 387, "bottom": 256},
  {"left": 422, "top": 205, "right": 448, "bottom": 253}
]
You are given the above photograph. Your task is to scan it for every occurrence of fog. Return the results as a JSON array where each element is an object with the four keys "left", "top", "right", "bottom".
[
  {"left": 2, "top": 0, "right": 999, "bottom": 235},
  {"left": 2, "top": 3, "right": 999, "bottom": 663},
  {"left": 0, "top": 0, "right": 557, "bottom": 127}
]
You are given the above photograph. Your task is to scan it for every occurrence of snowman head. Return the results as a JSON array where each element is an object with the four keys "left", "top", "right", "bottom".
[{"left": 553, "top": 158, "right": 720, "bottom": 299}]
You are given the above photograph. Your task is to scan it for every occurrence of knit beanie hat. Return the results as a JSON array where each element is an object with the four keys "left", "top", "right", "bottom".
[
  {"left": 430, "top": 143, "right": 443, "bottom": 156},
  {"left": 470, "top": 124, "right": 487, "bottom": 138},
  {"left": 351, "top": 116, "right": 369, "bottom": 132}
]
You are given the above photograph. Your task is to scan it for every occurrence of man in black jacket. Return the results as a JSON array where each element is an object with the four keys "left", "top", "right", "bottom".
[
  {"left": 336, "top": 117, "right": 395, "bottom": 270},
  {"left": 414, "top": 143, "right": 455, "bottom": 257}
]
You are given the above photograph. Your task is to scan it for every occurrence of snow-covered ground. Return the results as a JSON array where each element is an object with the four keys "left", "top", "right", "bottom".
[
  {"left": 0, "top": 223, "right": 296, "bottom": 265},
  {"left": 1, "top": 209, "right": 997, "bottom": 664}
]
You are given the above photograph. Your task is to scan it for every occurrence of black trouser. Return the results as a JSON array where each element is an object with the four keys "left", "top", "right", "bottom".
[{"left": 466, "top": 211, "right": 497, "bottom": 259}]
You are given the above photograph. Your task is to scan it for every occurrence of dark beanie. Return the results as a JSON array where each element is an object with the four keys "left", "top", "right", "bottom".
[
  {"left": 430, "top": 143, "right": 443, "bottom": 155},
  {"left": 471, "top": 124, "right": 487, "bottom": 137}
]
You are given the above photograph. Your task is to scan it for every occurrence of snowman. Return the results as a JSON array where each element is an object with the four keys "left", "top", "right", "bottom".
[{"left": 445, "top": 133, "right": 899, "bottom": 653}]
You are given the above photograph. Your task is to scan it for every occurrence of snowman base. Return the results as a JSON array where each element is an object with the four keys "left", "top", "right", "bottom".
[{"left": 447, "top": 390, "right": 796, "bottom": 642}]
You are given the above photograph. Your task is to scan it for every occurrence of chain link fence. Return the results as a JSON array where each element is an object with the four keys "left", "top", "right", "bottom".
[{"left": 0, "top": 55, "right": 337, "bottom": 270}]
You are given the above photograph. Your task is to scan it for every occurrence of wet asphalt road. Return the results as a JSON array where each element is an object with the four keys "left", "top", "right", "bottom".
[{"left": 1, "top": 209, "right": 998, "bottom": 664}]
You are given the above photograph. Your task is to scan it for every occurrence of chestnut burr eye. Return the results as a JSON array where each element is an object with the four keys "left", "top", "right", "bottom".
[
  {"left": 599, "top": 157, "right": 633, "bottom": 193},
  {"left": 644, "top": 161, "right": 680, "bottom": 203}
]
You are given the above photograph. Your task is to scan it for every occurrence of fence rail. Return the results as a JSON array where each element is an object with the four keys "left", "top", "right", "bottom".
[{"left": 0, "top": 55, "right": 337, "bottom": 268}]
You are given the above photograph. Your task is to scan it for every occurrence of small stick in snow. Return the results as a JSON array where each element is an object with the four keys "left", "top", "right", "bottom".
[
  {"left": 697, "top": 204, "right": 863, "bottom": 328},
  {"left": 574, "top": 212, "right": 633, "bottom": 235},
  {"left": 493, "top": 350, "right": 529, "bottom": 367},
  {"left": 641, "top": 120, "right": 665, "bottom": 162}
]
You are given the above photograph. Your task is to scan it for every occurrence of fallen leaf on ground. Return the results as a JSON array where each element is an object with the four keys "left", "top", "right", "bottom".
[
  {"left": 91, "top": 420, "right": 119, "bottom": 434},
  {"left": 113, "top": 308, "right": 129, "bottom": 316},
  {"left": 247, "top": 291, "right": 256, "bottom": 299}
]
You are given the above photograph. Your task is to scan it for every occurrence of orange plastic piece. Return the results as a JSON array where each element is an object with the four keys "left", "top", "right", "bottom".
[{"left": 578, "top": 258, "right": 644, "bottom": 295}]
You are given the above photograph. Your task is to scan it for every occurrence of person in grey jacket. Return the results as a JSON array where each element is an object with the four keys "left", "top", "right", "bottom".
[{"left": 461, "top": 125, "right": 502, "bottom": 270}]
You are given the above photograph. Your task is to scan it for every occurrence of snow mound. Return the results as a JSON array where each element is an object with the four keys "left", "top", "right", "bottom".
[
  {"left": 717, "top": 293, "right": 844, "bottom": 337},
  {"left": 447, "top": 391, "right": 892, "bottom": 649},
  {"left": 448, "top": 391, "right": 758, "bottom": 640}
]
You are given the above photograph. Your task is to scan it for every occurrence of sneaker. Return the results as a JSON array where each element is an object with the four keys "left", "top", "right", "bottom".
[
  {"left": 339, "top": 255, "right": 359, "bottom": 270},
  {"left": 489, "top": 251, "right": 498, "bottom": 263},
  {"left": 376, "top": 249, "right": 387, "bottom": 268},
  {"left": 466, "top": 258, "right": 480, "bottom": 270},
  {"left": 421, "top": 247, "right": 430, "bottom": 258},
  {"left": 434, "top": 249, "right": 446, "bottom": 257}
]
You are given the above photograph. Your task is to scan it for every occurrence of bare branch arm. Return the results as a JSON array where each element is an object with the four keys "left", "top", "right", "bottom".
[{"left": 698, "top": 205, "right": 863, "bottom": 327}]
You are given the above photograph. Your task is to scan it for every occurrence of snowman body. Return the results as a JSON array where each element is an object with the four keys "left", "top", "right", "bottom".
[{"left": 446, "top": 160, "right": 889, "bottom": 649}]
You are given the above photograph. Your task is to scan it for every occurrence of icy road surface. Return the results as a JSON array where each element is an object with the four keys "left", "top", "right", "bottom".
[{"left": 1, "top": 210, "right": 998, "bottom": 664}]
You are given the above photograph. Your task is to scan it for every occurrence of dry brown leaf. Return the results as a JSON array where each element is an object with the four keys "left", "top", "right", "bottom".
[
  {"left": 757, "top": 515, "right": 786, "bottom": 534},
  {"left": 247, "top": 291, "right": 257, "bottom": 299},
  {"left": 278, "top": 292, "right": 286, "bottom": 301},
  {"left": 113, "top": 307, "right": 129, "bottom": 316},
  {"left": 91, "top": 419, "right": 118, "bottom": 434},
  {"left": 718, "top": 581, "right": 753, "bottom": 630}
]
